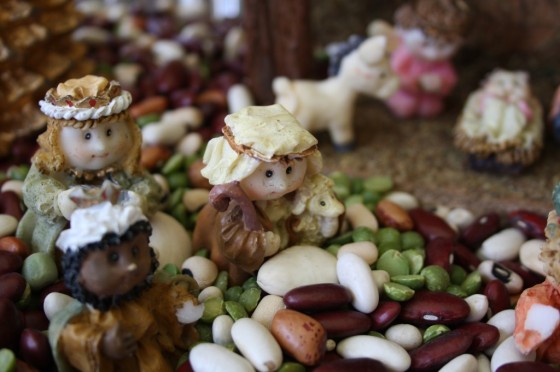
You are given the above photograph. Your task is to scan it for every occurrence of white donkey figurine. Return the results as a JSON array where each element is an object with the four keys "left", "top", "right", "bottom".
[{"left": 273, "top": 35, "right": 398, "bottom": 151}]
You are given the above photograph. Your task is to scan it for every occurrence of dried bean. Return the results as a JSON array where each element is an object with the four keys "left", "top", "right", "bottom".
[
  {"left": 400, "top": 231, "right": 425, "bottom": 250},
  {"left": 231, "top": 318, "right": 282, "bottom": 371},
  {"left": 409, "top": 208, "right": 456, "bottom": 242},
  {"left": 402, "top": 249, "right": 425, "bottom": 275},
  {"left": 458, "top": 321, "right": 500, "bottom": 353},
  {"left": 483, "top": 280, "right": 511, "bottom": 316},
  {"left": 420, "top": 265, "right": 450, "bottom": 292},
  {"left": 369, "top": 301, "right": 401, "bottom": 330},
  {"left": 399, "top": 290, "right": 470, "bottom": 326},
  {"left": 496, "top": 361, "right": 558, "bottom": 372},
  {"left": 382, "top": 191, "right": 419, "bottom": 211},
  {"left": 452, "top": 242, "right": 481, "bottom": 271},
  {"left": 446, "top": 284, "right": 467, "bottom": 297},
  {"left": 0, "top": 191, "right": 23, "bottom": 220},
  {"left": 439, "top": 354, "right": 478, "bottom": 372},
  {"left": 390, "top": 274, "right": 425, "bottom": 290},
  {"left": 422, "top": 324, "right": 450, "bottom": 343},
  {"left": 201, "top": 296, "right": 225, "bottom": 323},
  {"left": 460, "top": 212, "right": 501, "bottom": 249},
  {"left": 383, "top": 282, "right": 415, "bottom": 301},
  {"left": 350, "top": 226, "right": 376, "bottom": 243},
  {"left": 409, "top": 329, "right": 473, "bottom": 371},
  {"left": 283, "top": 283, "right": 352, "bottom": 312},
  {"left": 336, "top": 335, "right": 411, "bottom": 372},
  {"left": 0, "top": 251, "right": 23, "bottom": 275},
  {"left": 478, "top": 260, "right": 523, "bottom": 294},
  {"left": 129, "top": 95, "right": 168, "bottom": 118},
  {"left": 460, "top": 270, "right": 482, "bottom": 296},
  {"left": 375, "top": 200, "right": 413, "bottom": 231},
  {"left": 498, "top": 259, "right": 544, "bottom": 289},
  {"left": 376, "top": 250, "right": 409, "bottom": 277},
  {"left": 311, "top": 310, "right": 371, "bottom": 338},
  {"left": 478, "top": 228, "right": 526, "bottom": 262},
  {"left": 0, "top": 272, "right": 26, "bottom": 303},
  {"left": 384, "top": 323, "right": 422, "bottom": 350},
  {"left": 225, "top": 300, "right": 248, "bottom": 321},
  {"left": 238, "top": 287, "right": 261, "bottom": 313},
  {"left": 450, "top": 264, "right": 467, "bottom": 285},
  {"left": 313, "top": 357, "right": 389, "bottom": 372},
  {"left": 363, "top": 176, "right": 393, "bottom": 193},
  {"left": 464, "top": 293, "right": 489, "bottom": 322},
  {"left": 337, "top": 253, "right": 379, "bottom": 313},
  {"left": 490, "top": 336, "right": 536, "bottom": 371},
  {"left": 338, "top": 241, "right": 378, "bottom": 265},
  {"left": 508, "top": 210, "right": 547, "bottom": 240},
  {"left": 425, "top": 237, "right": 453, "bottom": 271}
]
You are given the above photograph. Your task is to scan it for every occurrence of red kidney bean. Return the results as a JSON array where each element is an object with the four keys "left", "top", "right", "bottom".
[
  {"left": 409, "top": 329, "right": 473, "bottom": 371},
  {"left": 0, "top": 298, "right": 23, "bottom": 349},
  {"left": 317, "top": 351, "right": 342, "bottom": 365},
  {"left": 0, "top": 191, "right": 23, "bottom": 220},
  {"left": 155, "top": 60, "right": 189, "bottom": 95},
  {"left": 313, "top": 357, "right": 388, "bottom": 372},
  {"left": 19, "top": 328, "right": 54, "bottom": 370},
  {"left": 22, "top": 310, "right": 49, "bottom": 332},
  {"left": 409, "top": 208, "right": 456, "bottom": 242},
  {"left": 508, "top": 210, "right": 546, "bottom": 240},
  {"left": 0, "top": 272, "right": 27, "bottom": 302},
  {"left": 457, "top": 322, "right": 500, "bottom": 352},
  {"left": 170, "top": 89, "right": 196, "bottom": 108},
  {"left": 15, "top": 359, "right": 40, "bottom": 372},
  {"left": 208, "top": 71, "right": 241, "bottom": 92},
  {"left": 460, "top": 213, "right": 501, "bottom": 249},
  {"left": 176, "top": 360, "right": 195, "bottom": 372},
  {"left": 399, "top": 291, "right": 470, "bottom": 327},
  {"left": 425, "top": 237, "right": 453, "bottom": 271},
  {"left": 311, "top": 310, "right": 371, "bottom": 339},
  {"left": 496, "top": 361, "right": 559, "bottom": 372},
  {"left": 0, "top": 251, "right": 23, "bottom": 275},
  {"left": 483, "top": 279, "right": 511, "bottom": 316},
  {"left": 0, "top": 236, "right": 30, "bottom": 258},
  {"left": 369, "top": 301, "right": 401, "bottom": 330},
  {"left": 284, "top": 283, "right": 352, "bottom": 312},
  {"left": 452, "top": 242, "right": 481, "bottom": 271},
  {"left": 210, "top": 111, "right": 228, "bottom": 135},
  {"left": 498, "top": 260, "right": 544, "bottom": 289}
]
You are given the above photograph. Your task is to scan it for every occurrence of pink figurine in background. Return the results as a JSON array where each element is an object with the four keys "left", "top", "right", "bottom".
[{"left": 384, "top": 0, "right": 471, "bottom": 119}]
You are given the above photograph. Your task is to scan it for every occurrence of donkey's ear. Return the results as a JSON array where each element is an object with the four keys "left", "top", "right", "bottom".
[{"left": 358, "top": 36, "right": 387, "bottom": 66}]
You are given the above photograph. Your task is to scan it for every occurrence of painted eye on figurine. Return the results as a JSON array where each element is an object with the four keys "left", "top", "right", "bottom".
[
  {"left": 106, "top": 128, "right": 112, "bottom": 137},
  {"left": 84, "top": 132, "right": 91, "bottom": 140},
  {"left": 265, "top": 170, "right": 273, "bottom": 178},
  {"left": 286, "top": 166, "right": 293, "bottom": 175},
  {"left": 320, "top": 200, "right": 326, "bottom": 207},
  {"left": 108, "top": 251, "right": 119, "bottom": 263},
  {"left": 131, "top": 245, "right": 139, "bottom": 257}
]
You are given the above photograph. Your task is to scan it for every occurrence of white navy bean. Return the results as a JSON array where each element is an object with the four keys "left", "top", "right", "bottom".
[
  {"left": 345, "top": 203, "right": 378, "bottom": 231},
  {"left": 228, "top": 84, "right": 254, "bottom": 113},
  {"left": 519, "top": 239, "right": 546, "bottom": 276},
  {"left": 382, "top": 191, "right": 419, "bottom": 211},
  {"left": 337, "top": 253, "right": 379, "bottom": 313},
  {"left": 176, "top": 132, "right": 204, "bottom": 157},
  {"left": 446, "top": 207, "right": 475, "bottom": 232},
  {"left": 439, "top": 353, "right": 478, "bottom": 372},
  {"left": 465, "top": 294, "right": 489, "bottom": 322},
  {"left": 478, "top": 228, "right": 526, "bottom": 262},
  {"left": 371, "top": 270, "right": 390, "bottom": 293},
  {"left": 181, "top": 256, "right": 218, "bottom": 289},
  {"left": 337, "top": 241, "right": 378, "bottom": 265},
  {"left": 1, "top": 180, "right": 23, "bottom": 199},
  {"left": 0, "top": 215, "right": 18, "bottom": 237},
  {"left": 212, "top": 314, "right": 234, "bottom": 346},
  {"left": 478, "top": 260, "right": 523, "bottom": 294},
  {"left": 189, "top": 342, "right": 255, "bottom": 372},
  {"left": 251, "top": 295, "right": 285, "bottom": 330},
  {"left": 485, "top": 309, "right": 516, "bottom": 356},
  {"left": 384, "top": 324, "right": 422, "bottom": 350},
  {"left": 337, "top": 335, "right": 411, "bottom": 372},
  {"left": 490, "top": 336, "right": 536, "bottom": 372},
  {"left": 477, "top": 353, "right": 492, "bottom": 372},
  {"left": 231, "top": 318, "right": 283, "bottom": 372},
  {"left": 182, "top": 188, "right": 210, "bottom": 212}
]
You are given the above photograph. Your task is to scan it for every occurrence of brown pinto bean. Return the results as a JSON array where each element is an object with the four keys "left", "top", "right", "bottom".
[
  {"left": 399, "top": 291, "right": 470, "bottom": 327},
  {"left": 313, "top": 357, "right": 388, "bottom": 372},
  {"left": 460, "top": 213, "right": 501, "bottom": 249},
  {"left": 0, "top": 272, "right": 27, "bottom": 302},
  {"left": 0, "top": 251, "right": 23, "bottom": 276},
  {"left": 425, "top": 237, "right": 453, "bottom": 271},
  {"left": 375, "top": 200, "right": 414, "bottom": 231},
  {"left": 311, "top": 310, "right": 371, "bottom": 338},
  {"left": 284, "top": 284, "right": 352, "bottom": 312},
  {"left": 452, "top": 242, "right": 481, "bottom": 271},
  {"left": 129, "top": 96, "right": 168, "bottom": 118},
  {"left": 188, "top": 159, "right": 212, "bottom": 190},
  {"left": 0, "top": 236, "right": 30, "bottom": 258},
  {"left": 140, "top": 145, "right": 172, "bottom": 170},
  {"left": 0, "top": 191, "right": 23, "bottom": 220},
  {"left": 458, "top": 322, "right": 500, "bottom": 352},
  {"left": 483, "top": 279, "right": 511, "bottom": 316},
  {"left": 22, "top": 310, "right": 49, "bottom": 332},
  {"left": 409, "top": 208, "right": 456, "bottom": 242},
  {"left": 409, "top": 329, "right": 473, "bottom": 371},
  {"left": 369, "top": 301, "right": 401, "bottom": 330},
  {"left": 496, "top": 361, "right": 559, "bottom": 372},
  {"left": 508, "top": 210, "right": 546, "bottom": 240}
]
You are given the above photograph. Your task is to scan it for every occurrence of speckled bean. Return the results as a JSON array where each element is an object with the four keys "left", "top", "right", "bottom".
[
  {"left": 336, "top": 335, "right": 411, "bottom": 372},
  {"left": 181, "top": 256, "right": 218, "bottom": 289},
  {"left": 490, "top": 336, "right": 536, "bottom": 372},
  {"left": 129, "top": 95, "right": 168, "bottom": 118},
  {"left": 409, "top": 329, "right": 473, "bottom": 371},
  {"left": 251, "top": 294, "right": 285, "bottom": 330},
  {"left": 283, "top": 283, "right": 352, "bottom": 312},
  {"left": 345, "top": 203, "right": 379, "bottom": 231},
  {"left": 384, "top": 323, "right": 422, "bottom": 350},
  {"left": 375, "top": 200, "right": 413, "bottom": 231},
  {"left": 337, "top": 253, "right": 379, "bottom": 313},
  {"left": 189, "top": 342, "right": 254, "bottom": 372},
  {"left": 478, "top": 228, "right": 526, "bottom": 262},
  {"left": 311, "top": 310, "right": 372, "bottom": 338},
  {"left": 478, "top": 260, "right": 523, "bottom": 294},
  {"left": 337, "top": 241, "right": 378, "bottom": 265},
  {"left": 232, "top": 318, "right": 283, "bottom": 371}
]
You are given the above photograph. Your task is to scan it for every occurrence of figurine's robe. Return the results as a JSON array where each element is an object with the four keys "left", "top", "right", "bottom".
[{"left": 49, "top": 277, "right": 198, "bottom": 372}]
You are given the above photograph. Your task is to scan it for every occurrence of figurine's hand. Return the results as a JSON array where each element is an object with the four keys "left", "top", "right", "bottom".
[
  {"left": 419, "top": 74, "right": 442, "bottom": 93},
  {"left": 57, "top": 188, "right": 80, "bottom": 220},
  {"left": 101, "top": 323, "right": 137, "bottom": 360}
]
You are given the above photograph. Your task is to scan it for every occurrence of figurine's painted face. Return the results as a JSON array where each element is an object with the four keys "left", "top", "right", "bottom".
[
  {"left": 484, "top": 70, "right": 529, "bottom": 101},
  {"left": 59, "top": 121, "right": 132, "bottom": 171},
  {"left": 240, "top": 158, "right": 307, "bottom": 201},
  {"left": 78, "top": 232, "right": 152, "bottom": 298},
  {"left": 399, "top": 28, "right": 459, "bottom": 61}
]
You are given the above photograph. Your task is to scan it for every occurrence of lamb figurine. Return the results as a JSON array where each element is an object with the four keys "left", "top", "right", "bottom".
[
  {"left": 273, "top": 35, "right": 398, "bottom": 152},
  {"left": 290, "top": 173, "right": 345, "bottom": 246}
]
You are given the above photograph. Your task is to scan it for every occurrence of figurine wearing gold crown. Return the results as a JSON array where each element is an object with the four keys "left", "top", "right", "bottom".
[
  {"left": 193, "top": 104, "right": 344, "bottom": 284},
  {"left": 16, "top": 75, "right": 165, "bottom": 256}
]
